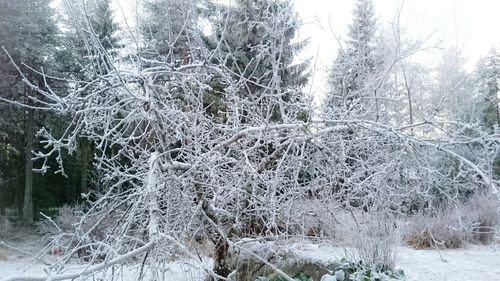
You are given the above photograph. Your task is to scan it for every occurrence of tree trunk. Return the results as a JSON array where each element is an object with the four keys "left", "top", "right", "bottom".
[
  {"left": 81, "top": 140, "right": 90, "bottom": 194},
  {"left": 195, "top": 182, "right": 232, "bottom": 281},
  {"left": 402, "top": 65, "right": 414, "bottom": 126},
  {"left": 212, "top": 237, "right": 231, "bottom": 280},
  {"left": 22, "top": 107, "right": 34, "bottom": 225},
  {"left": 495, "top": 94, "right": 499, "bottom": 127}
]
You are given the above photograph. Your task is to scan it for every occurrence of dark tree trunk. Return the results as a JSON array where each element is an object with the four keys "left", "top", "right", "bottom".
[
  {"left": 212, "top": 237, "right": 231, "bottom": 280},
  {"left": 80, "top": 140, "right": 90, "bottom": 194},
  {"left": 22, "top": 107, "right": 34, "bottom": 225},
  {"left": 402, "top": 65, "right": 414, "bottom": 126},
  {"left": 195, "top": 182, "right": 233, "bottom": 281}
]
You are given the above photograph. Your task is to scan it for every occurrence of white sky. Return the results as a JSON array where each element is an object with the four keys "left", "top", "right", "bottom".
[
  {"left": 108, "top": 0, "right": 500, "bottom": 101},
  {"left": 292, "top": 0, "right": 500, "bottom": 101}
]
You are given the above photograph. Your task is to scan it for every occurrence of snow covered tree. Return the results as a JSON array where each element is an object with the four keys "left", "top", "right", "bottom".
[
  {"left": 320, "top": 0, "right": 386, "bottom": 211},
  {"left": 318, "top": 1, "right": 500, "bottom": 212},
  {"left": 0, "top": 0, "right": 59, "bottom": 224},
  {"left": 326, "top": 0, "right": 379, "bottom": 120},
  {"left": 58, "top": 0, "right": 122, "bottom": 196},
  {"left": 476, "top": 48, "right": 500, "bottom": 130},
  {"left": 431, "top": 49, "right": 475, "bottom": 124},
  {"left": 62, "top": 0, "right": 121, "bottom": 76},
  {"left": 372, "top": 22, "right": 435, "bottom": 128},
  {"left": 0, "top": 1, "right": 315, "bottom": 280},
  {"left": 206, "top": 0, "right": 310, "bottom": 123},
  {"left": 141, "top": 0, "right": 202, "bottom": 66},
  {"left": 473, "top": 48, "right": 500, "bottom": 176},
  {"left": 3, "top": 1, "right": 500, "bottom": 281}
]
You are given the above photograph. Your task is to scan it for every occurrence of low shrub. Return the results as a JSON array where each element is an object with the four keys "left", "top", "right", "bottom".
[
  {"left": 256, "top": 272, "right": 313, "bottom": 281},
  {"left": 352, "top": 213, "right": 396, "bottom": 269},
  {"left": 404, "top": 193, "right": 500, "bottom": 249},
  {"left": 464, "top": 194, "right": 499, "bottom": 245},
  {"left": 36, "top": 204, "right": 81, "bottom": 235},
  {"left": 230, "top": 241, "right": 336, "bottom": 281},
  {"left": 0, "top": 216, "right": 12, "bottom": 239},
  {"left": 405, "top": 213, "right": 464, "bottom": 249},
  {"left": 320, "top": 259, "right": 404, "bottom": 281}
]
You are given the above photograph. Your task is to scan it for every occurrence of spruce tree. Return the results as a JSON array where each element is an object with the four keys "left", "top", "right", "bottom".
[
  {"left": 207, "top": 0, "right": 309, "bottom": 123},
  {"left": 326, "top": 0, "right": 378, "bottom": 120},
  {"left": 478, "top": 48, "right": 500, "bottom": 129},
  {"left": 0, "top": 0, "right": 59, "bottom": 224},
  {"left": 62, "top": 0, "right": 120, "bottom": 76},
  {"left": 141, "top": 0, "right": 201, "bottom": 66},
  {"left": 202, "top": 1, "right": 310, "bottom": 278},
  {"left": 321, "top": 0, "right": 384, "bottom": 211},
  {"left": 474, "top": 48, "right": 500, "bottom": 177}
]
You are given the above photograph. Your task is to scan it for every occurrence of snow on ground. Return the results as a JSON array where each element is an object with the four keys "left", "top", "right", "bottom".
[
  {"left": 0, "top": 257, "right": 207, "bottom": 281},
  {"left": 292, "top": 243, "right": 500, "bottom": 281},
  {"left": 397, "top": 245, "right": 500, "bottom": 281},
  {"left": 2, "top": 240, "right": 500, "bottom": 281}
]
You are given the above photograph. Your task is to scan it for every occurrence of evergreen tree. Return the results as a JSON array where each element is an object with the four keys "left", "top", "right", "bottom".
[
  {"left": 326, "top": 0, "right": 378, "bottom": 120},
  {"left": 321, "top": 0, "right": 388, "bottom": 211},
  {"left": 0, "top": 0, "right": 59, "bottom": 224},
  {"left": 477, "top": 48, "right": 500, "bottom": 130},
  {"left": 202, "top": 1, "right": 310, "bottom": 278},
  {"left": 474, "top": 48, "right": 500, "bottom": 176},
  {"left": 207, "top": 0, "right": 310, "bottom": 123},
  {"left": 58, "top": 0, "right": 122, "bottom": 196},
  {"left": 91, "top": 0, "right": 120, "bottom": 52},
  {"left": 62, "top": 0, "right": 121, "bottom": 76},
  {"left": 141, "top": 0, "right": 201, "bottom": 66}
]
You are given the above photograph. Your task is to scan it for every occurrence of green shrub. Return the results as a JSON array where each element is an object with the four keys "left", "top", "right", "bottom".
[
  {"left": 256, "top": 272, "right": 314, "bottom": 281},
  {"left": 322, "top": 258, "right": 404, "bottom": 281}
]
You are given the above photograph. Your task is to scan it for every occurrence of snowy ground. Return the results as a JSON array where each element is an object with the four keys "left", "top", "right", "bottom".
[
  {"left": 397, "top": 245, "right": 500, "bottom": 281},
  {"left": 1, "top": 239, "right": 500, "bottom": 281}
]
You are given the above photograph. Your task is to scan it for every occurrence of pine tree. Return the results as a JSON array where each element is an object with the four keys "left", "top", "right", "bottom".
[
  {"left": 326, "top": 0, "right": 378, "bottom": 119},
  {"left": 0, "top": 0, "right": 59, "bottom": 224},
  {"left": 62, "top": 0, "right": 121, "bottom": 76},
  {"left": 141, "top": 0, "right": 201, "bottom": 66},
  {"left": 478, "top": 48, "right": 500, "bottom": 129},
  {"left": 473, "top": 48, "right": 500, "bottom": 177},
  {"left": 202, "top": 1, "right": 310, "bottom": 278},
  {"left": 207, "top": 0, "right": 310, "bottom": 123}
]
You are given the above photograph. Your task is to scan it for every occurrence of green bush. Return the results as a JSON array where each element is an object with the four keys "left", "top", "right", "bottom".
[
  {"left": 256, "top": 272, "right": 314, "bottom": 281},
  {"left": 323, "top": 259, "right": 404, "bottom": 281}
]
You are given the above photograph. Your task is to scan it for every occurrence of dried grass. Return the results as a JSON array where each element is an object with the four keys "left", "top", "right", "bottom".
[
  {"left": 0, "top": 249, "right": 7, "bottom": 261},
  {"left": 0, "top": 216, "right": 13, "bottom": 241},
  {"left": 348, "top": 212, "right": 397, "bottom": 268},
  {"left": 404, "top": 193, "right": 500, "bottom": 249}
]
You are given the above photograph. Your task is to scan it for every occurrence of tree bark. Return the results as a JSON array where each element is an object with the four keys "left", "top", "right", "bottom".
[
  {"left": 80, "top": 140, "right": 90, "bottom": 194},
  {"left": 195, "top": 182, "right": 232, "bottom": 281},
  {"left": 22, "top": 107, "right": 34, "bottom": 225},
  {"left": 213, "top": 238, "right": 231, "bottom": 280},
  {"left": 402, "top": 65, "right": 414, "bottom": 125},
  {"left": 495, "top": 94, "right": 499, "bottom": 127}
]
